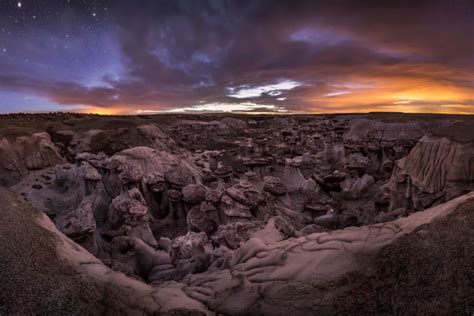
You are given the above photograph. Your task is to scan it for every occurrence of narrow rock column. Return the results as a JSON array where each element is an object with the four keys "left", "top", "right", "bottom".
[
  {"left": 282, "top": 157, "right": 307, "bottom": 192},
  {"left": 167, "top": 189, "right": 184, "bottom": 221},
  {"left": 214, "top": 166, "right": 233, "bottom": 191}
]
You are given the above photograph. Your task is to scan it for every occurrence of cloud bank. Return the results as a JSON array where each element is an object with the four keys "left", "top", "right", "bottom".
[{"left": 0, "top": 0, "right": 473, "bottom": 114}]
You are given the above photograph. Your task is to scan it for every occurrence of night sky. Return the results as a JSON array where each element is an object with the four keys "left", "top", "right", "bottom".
[{"left": 0, "top": 0, "right": 473, "bottom": 114}]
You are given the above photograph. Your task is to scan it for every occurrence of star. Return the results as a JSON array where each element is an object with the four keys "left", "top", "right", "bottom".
[
  {"left": 92, "top": 12, "right": 96, "bottom": 17},
  {"left": 17, "top": 2, "right": 21, "bottom": 8}
]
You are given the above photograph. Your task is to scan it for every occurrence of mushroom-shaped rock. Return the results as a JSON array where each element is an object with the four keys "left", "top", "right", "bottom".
[
  {"left": 304, "top": 203, "right": 329, "bottom": 217},
  {"left": 182, "top": 184, "right": 207, "bottom": 204},
  {"left": 148, "top": 180, "right": 167, "bottom": 195},
  {"left": 167, "top": 189, "right": 182, "bottom": 203},
  {"left": 165, "top": 169, "right": 194, "bottom": 189},
  {"left": 214, "top": 165, "right": 233, "bottom": 178},
  {"left": 166, "top": 189, "right": 185, "bottom": 220},
  {"left": 108, "top": 188, "right": 146, "bottom": 224},
  {"left": 143, "top": 171, "right": 165, "bottom": 186},
  {"left": 203, "top": 171, "right": 217, "bottom": 183},
  {"left": 126, "top": 200, "right": 148, "bottom": 217},
  {"left": 107, "top": 188, "right": 158, "bottom": 248},
  {"left": 286, "top": 156, "right": 303, "bottom": 167},
  {"left": 263, "top": 176, "right": 287, "bottom": 195}
]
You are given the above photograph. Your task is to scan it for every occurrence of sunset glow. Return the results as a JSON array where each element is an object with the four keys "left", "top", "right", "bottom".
[{"left": 0, "top": 1, "right": 472, "bottom": 114}]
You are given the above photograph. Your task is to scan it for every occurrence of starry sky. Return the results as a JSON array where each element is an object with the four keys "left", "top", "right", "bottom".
[{"left": 0, "top": 0, "right": 473, "bottom": 114}]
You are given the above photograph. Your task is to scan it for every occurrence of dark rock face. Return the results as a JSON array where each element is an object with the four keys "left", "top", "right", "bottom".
[{"left": 0, "top": 113, "right": 473, "bottom": 315}]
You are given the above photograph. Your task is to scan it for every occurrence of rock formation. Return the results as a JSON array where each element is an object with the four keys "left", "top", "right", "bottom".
[
  {"left": 0, "top": 187, "right": 209, "bottom": 315},
  {"left": 0, "top": 112, "right": 472, "bottom": 315},
  {"left": 0, "top": 132, "right": 64, "bottom": 186},
  {"left": 387, "top": 122, "right": 474, "bottom": 211}
]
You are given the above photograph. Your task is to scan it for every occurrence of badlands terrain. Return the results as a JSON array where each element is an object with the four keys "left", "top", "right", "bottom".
[{"left": 0, "top": 112, "right": 473, "bottom": 315}]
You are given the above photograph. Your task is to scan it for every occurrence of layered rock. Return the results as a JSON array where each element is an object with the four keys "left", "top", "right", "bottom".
[
  {"left": 111, "top": 147, "right": 201, "bottom": 185},
  {"left": 0, "top": 132, "right": 64, "bottom": 186},
  {"left": 388, "top": 131, "right": 474, "bottom": 210},
  {"left": 399, "top": 135, "right": 473, "bottom": 193}
]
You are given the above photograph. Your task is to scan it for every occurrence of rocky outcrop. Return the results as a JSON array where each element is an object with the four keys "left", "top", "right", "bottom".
[
  {"left": 0, "top": 187, "right": 210, "bottom": 315},
  {"left": 397, "top": 135, "right": 473, "bottom": 193},
  {"left": 1, "top": 113, "right": 472, "bottom": 315},
  {"left": 69, "top": 124, "right": 177, "bottom": 155},
  {"left": 181, "top": 192, "right": 474, "bottom": 315},
  {"left": 0, "top": 133, "right": 64, "bottom": 186},
  {"left": 345, "top": 118, "right": 451, "bottom": 141},
  {"left": 3, "top": 185, "right": 473, "bottom": 315},
  {"left": 111, "top": 147, "right": 201, "bottom": 184},
  {"left": 388, "top": 133, "right": 474, "bottom": 210},
  {"left": 12, "top": 146, "right": 203, "bottom": 259}
]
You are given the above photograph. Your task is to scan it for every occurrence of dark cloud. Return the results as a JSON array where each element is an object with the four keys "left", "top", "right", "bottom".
[{"left": 0, "top": 0, "right": 473, "bottom": 113}]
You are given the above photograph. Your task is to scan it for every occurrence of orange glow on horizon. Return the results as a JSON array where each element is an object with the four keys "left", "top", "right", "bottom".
[
  {"left": 77, "top": 106, "right": 130, "bottom": 115},
  {"left": 302, "top": 65, "right": 474, "bottom": 114},
  {"left": 73, "top": 64, "right": 473, "bottom": 115}
]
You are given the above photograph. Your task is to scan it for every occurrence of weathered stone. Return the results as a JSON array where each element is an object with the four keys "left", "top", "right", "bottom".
[{"left": 263, "top": 176, "right": 287, "bottom": 195}]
